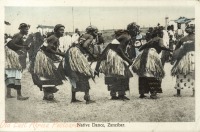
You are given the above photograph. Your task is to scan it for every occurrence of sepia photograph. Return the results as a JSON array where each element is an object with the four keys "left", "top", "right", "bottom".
[{"left": 1, "top": 0, "right": 200, "bottom": 131}]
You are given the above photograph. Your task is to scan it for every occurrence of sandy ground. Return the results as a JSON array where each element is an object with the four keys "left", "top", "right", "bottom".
[{"left": 5, "top": 63, "right": 195, "bottom": 122}]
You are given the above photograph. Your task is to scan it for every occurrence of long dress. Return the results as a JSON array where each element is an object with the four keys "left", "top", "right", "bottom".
[{"left": 171, "top": 41, "right": 195, "bottom": 90}]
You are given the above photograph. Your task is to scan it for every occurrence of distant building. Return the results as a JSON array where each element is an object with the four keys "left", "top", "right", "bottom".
[{"left": 37, "top": 25, "right": 54, "bottom": 35}]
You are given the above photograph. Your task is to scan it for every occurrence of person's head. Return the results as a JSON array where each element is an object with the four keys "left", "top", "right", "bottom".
[
  {"left": 18, "top": 23, "right": 30, "bottom": 35},
  {"left": 177, "top": 23, "right": 181, "bottom": 29},
  {"left": 54, "top": 24, "right": 65, "bottom": 37},
  {"left": 185, "top": 24, "right": 195, "bottom": 34},
  {"left": 149, "top": 27, "right": 153, "bottom": 32},
  {"left": 86, "top": 25, "right": 98, "bottom": 38},
  {"left": 97, "top": 31, "right": 102, "bottom": 36},
  {"left": 75, "top": 28, "right": 80, "bottom": 34},
  {"left": 171, "top": 25, "right": 174, "bottom": 31},
  {"left": 167, "top": 25, "right": 171, "bottom": 31},
  {"left": 152, "top": 27, "right": 163, "bottom": 38},
  {"left": 169, "top": 35, "right": 173, "bottom": 40}
]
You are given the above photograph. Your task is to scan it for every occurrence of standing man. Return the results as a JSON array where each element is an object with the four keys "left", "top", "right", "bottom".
[
  {"left": 64, "top": 25, "right": 97, "bottom": 104},
  {"left": 5, "top": 23, "right": 30, "bottom": 100},
  {"left": 175, "top": 23, "right": 184, "bottom": 42},
  {"left": 32, "top": 24, "right": 66, "bottom": 101},
  {"left": 126, "top": 22, "right": 140, "bottom": 60},
  {"left": 72, "top": 28, "right": 81, "bottom": 44}
]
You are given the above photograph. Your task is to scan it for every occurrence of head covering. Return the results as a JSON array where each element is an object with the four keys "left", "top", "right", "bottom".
[
  {"left": 54, "top": 24, "right": 65, "bottom": 32},
  {"left": 86, "top": 25, "right": 98, "bottom": 33},
  {"left": 18, "top": 23, "right": 30, "bottom": 30},
  {"left": 75, "top": 28, "right": 79, "bottom": 32},
  {"left": 185, "top": 24, "right": 195, "bottom": 33}
]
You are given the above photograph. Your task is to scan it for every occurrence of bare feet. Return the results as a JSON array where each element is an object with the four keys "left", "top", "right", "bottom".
[
  {"left": 17, "top": 96, "right": 29, "bottom": 100},
  {"left": 139, "top": 94, "right": 147, "bottom": 99},
  {"left": 6, "top": 95, "right": 15, "bottom": 98},
  {"left": 86, "top": 100, "right": 95, "bottom": 104},
  {"left": 174, "top": 94, "right": 181, "bottom": 97},
  {"left": 71, "top": 99, "right": 82, "bottom": 103}
]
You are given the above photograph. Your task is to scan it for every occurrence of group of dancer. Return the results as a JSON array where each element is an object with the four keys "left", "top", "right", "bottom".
[{"left": 5, "top": 21, "right": 195, "bottom": 104}]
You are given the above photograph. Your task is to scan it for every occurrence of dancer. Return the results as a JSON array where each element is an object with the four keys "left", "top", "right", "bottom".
[
  {"left": 5, "top": 23, "right": 30, "bottom": 100},
  {"left": 132, "top": 27, "right": 172, "bottom": 99},
  {"left": 172, "top": 25, "right": 195, "bottom": 97},
  {"left": 96, "top": 29, "right": 133, "bottom": 100},
  {"left": 64, "top": 25, "right": 97, "bottom": 104},
  {"left": 32, "top": 24, "right": 66, "bottom": 101}
]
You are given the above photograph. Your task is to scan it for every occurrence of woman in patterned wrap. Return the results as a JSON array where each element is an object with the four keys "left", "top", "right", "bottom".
[
  {"left": 32, "top": 24, "right": 66, "bottom": 101},
  {"left": 96, "top": 29, "right": 133, "bottom": 101},
  {"left": 64, "top": 25, "right": 97, "bottom": 104},
  {"left": 132, "top": 27, "right": 172, "bottom": 99},
  {"left": 5, "top": 23, "right": 30, "bottom": 100},
  {"left": 171, "top": 25, "right": 195, "bottom": 97}
]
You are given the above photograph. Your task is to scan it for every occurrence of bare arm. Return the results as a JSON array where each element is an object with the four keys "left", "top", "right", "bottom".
[
  {"left": 7, "top": 35, "right": 28, "bottom": 50},
  {"left": 116, "top": 35, "right": 133, "bottom": 65}
]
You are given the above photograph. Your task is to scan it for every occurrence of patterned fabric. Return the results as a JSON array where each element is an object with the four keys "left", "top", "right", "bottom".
[
  {"left": 139, "top": 77, "right": 162, "bottom": 94},
  {"left": 175, "top": 73, "right": 195, "bottom": 90},
  {"left": 171, "top": 51, "right": 195, "bottom": 76}
]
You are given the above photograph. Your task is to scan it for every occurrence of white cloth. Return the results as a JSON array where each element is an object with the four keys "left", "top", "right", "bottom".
[
  {"left": 111, "top": 39, "right": 120, "bottom": 44},
  {"left": 162, "top": 30, "right": 169, "bottom": 48},
  {"left": 59, "top": 35, "right": 72, "bottom": 52},
  {"left": 71, "top": 33, "right": 80, "bottom": 44},
  {"left": 177, "top": 29, "right": 184, "bottom": 36},
  {"left": 5, "top": 70, "right": 22, "bottom": 79},
  {"left": 184, "top": 31, "right": 188, "bottom": 36}
]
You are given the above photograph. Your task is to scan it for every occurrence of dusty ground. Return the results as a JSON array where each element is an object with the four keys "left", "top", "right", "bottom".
[{"left": 5, "top": 63, "right": 195, "bottom": 122}]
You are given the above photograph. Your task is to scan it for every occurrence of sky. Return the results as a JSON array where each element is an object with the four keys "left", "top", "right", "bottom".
[{"left": 5, "top": 6, "right": 195, "bottom": 35}]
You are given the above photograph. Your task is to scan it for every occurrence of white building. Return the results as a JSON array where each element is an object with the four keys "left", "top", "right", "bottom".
[{"left": 37, "top": 25, "right": 54, "bottom": 35}]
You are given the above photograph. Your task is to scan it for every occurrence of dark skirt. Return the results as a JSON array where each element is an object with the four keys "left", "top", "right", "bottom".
[
  {"left": 105, "top": 76, "right": 129, "bottom": 92},
  {"left": 139, "top": 77, "right": 162, "bottom": 94},
  {"left": 70, "top": 73, "right": 90, "bottom": 92}
]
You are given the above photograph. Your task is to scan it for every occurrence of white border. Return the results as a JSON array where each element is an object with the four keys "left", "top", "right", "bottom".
[{"left": 0, "top": 0, "right": 200, "bottom": 131}]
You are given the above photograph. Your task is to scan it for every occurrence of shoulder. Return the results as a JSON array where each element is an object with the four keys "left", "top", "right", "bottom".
[
  {"left": 13, "top": 33, "right": 23, "bottom": 39},
  {"left": 117, "top": 33, "right": 131, "bottom": 41},
  {"left": 47, "top": 34, "right": 58, "bottom": 41},
  {"left": 82, "top": 33, "right": 93, "bottom": 39}
]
